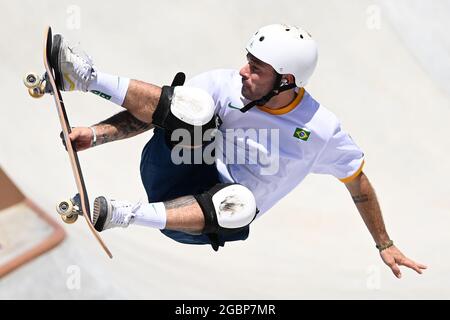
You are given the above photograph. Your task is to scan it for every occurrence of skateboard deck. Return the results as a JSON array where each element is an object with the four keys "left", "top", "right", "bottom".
[{"left": 25, "top": 26, "right": 112, "bottom": 258}]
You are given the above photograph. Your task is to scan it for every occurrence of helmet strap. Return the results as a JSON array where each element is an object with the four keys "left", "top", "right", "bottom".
[{"left": 240, "top": 74, "right": 296, "bottom": 113}]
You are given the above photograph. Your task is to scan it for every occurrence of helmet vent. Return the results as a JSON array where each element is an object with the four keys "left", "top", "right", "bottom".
[
  {"left": 259, "top": 36, "right": 265, "bottom": 41},
  {"left": 285, "top": 28, "right": 290, "bottom": 31},
  {"left": 300, "top": 34, "right": 304, "bottom": 39}
]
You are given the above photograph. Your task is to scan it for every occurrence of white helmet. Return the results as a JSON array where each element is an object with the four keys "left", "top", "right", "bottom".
[{"left": 246, "top": 24, "right": 318, "bottom": 87}]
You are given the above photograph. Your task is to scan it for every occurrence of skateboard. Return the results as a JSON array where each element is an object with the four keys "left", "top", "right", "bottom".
[{"left": 23, "top": 26, "right": 112, "bottom": 258}]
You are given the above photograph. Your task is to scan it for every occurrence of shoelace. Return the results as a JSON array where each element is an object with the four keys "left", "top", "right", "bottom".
[
  {"left": 68, "top": 45, "right": 95, "bottom": 89},
  {"left": 111, "top": 200, "right": 143, "bottom": 227}
]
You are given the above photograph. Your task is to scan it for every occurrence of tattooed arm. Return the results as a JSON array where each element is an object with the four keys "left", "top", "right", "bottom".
[
  {"left": 92, "top": 110, "right": 154, "bottom": 145},
  {"left": 345, "top": 172, "right": 390, "bottom": 246},
  {"left": 65, "top": 111, "right": 153, "bottom": 151},
  {"left": 345, "top": 171, "right": 427, "bottom": 278}
]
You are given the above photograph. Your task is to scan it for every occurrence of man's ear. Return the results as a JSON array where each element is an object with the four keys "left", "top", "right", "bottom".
[{"left": 281, "top": 74, "right": 295, "bottom": 85}]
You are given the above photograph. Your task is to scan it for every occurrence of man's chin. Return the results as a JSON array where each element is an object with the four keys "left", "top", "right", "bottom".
[{"left": 241, "top": 87, "right": 254, "bottom": 100}]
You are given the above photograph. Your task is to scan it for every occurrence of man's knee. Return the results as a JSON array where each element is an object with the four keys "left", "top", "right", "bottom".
[
  {"left": 152, "top": 73, "right": 218, "bottom": 148},
  {"left": 193, "top": 183, "right": 258, "bottom": 234}
]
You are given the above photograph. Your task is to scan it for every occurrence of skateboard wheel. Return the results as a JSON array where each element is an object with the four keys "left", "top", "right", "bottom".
[
  {"left": 61, "top": 213, "right": 78, "bottom": 224},
  {"left": 56, "top": 199, "right": 74, "bottom": 216},
  {"left": 28, "top": 87, "right": 44, "bottom": 98},
  {"left": 23, "top": 72, "right": 41, "bottom": 88}
]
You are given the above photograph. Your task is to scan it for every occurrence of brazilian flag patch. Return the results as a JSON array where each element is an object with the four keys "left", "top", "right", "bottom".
[{"left": 293, "top": 127, "right": 311, "bottom": 141}]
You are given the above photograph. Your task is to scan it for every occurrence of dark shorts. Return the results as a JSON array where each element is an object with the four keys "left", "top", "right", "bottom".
[{"left": 140, "top": 128, "right": 249, "bottom": 249}]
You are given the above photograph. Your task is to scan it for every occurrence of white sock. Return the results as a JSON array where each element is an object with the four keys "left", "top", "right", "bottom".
[
  {"left": 133, "top": 202, "right": 167, "bottom": 229},
  {"left": 88, "top": 71, "right": 130, "bottom": 106}
]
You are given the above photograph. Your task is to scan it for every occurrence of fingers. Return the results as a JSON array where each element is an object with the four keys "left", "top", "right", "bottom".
[
  {"left": 74, "top": 130, "right": 94, "bottom": 151},
  {"left": 388, "top": 258, "right": 428, "bottom": 279},
  {"left": 381, "top": 246, "right": 428, "bottom": 278},
  {"left": 382, "top": 254, "right": 402, "bottom": 279},
  {"left": 68, "top": 131, "right": 80, "bottom": 142},
  {"left": 397, "top": 258, "right": 428, "bottom": 274},
  {"left": 60, "top": 129, "right": 83, "bottom": 151},
  {"left": 59, "top": 131, "right": 68, "bottom": 151},
  {"left": 389, "top": 262, "right": 402, "bottom": 279}
]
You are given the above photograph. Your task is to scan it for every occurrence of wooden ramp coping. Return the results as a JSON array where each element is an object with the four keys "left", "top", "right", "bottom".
[{"left": 0, "top": 167, "right": 65, "bottom": 277}]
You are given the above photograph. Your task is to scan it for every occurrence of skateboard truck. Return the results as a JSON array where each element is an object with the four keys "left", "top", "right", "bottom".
[
  {"left": 23, "top": 72, "right": 48, "bottom": 98},
  {"left": 56, "top": 193, "right": 82, "bottom": 224}
]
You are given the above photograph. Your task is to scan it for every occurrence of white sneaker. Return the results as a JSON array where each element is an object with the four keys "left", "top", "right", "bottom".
[
  {"left": 51, "top": 34, "right": 97, "bottom": 92},
  {"left": 93, "top": 196, "right": 141, "bottom": 232}
]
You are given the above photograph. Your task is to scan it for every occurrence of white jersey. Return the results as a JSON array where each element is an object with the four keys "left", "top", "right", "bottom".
[{"left": 187, "top": 69, "right": 364, "bottom": 216}]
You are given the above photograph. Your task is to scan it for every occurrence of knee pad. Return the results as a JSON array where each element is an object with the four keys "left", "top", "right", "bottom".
[
  {"left": 194, "top": 183, "right": 258, "bottom": 234},
  {"left": 152, "top": 73, "right": 218, "bottom": 148}
]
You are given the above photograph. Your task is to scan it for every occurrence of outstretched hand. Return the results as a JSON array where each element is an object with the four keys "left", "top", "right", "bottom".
[
  {"left": 380, "top": 245, "right": 427, "bottom": 278},
  {"left": 60, "top": 127, "right": 94, "bottom": 152}
]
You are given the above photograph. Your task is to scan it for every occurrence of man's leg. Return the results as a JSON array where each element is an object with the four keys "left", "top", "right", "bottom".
[
  {"left": 92, "top": 184, "right": 257, "bottom": 241},
  {"left": 163, "top": 196, "right": 205, "bottom": 234},
  {"left": 121, "top": 80, "right": 161, "bottom": 123},
  {"left": 50, "top": 34, "right": 158, "bottom": 121},
  {"left": 50, "top": 34, "right": 216, "bottom": 133}
]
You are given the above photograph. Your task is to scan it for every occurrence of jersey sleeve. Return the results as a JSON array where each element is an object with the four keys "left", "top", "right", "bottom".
[{"left": 312, "top": 123, "right": 365, "bottom": 183}]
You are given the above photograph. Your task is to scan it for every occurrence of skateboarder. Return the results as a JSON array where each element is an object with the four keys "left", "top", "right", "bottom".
[{"left": 50, "top": 24, "right": 426, "bottom": 278}]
